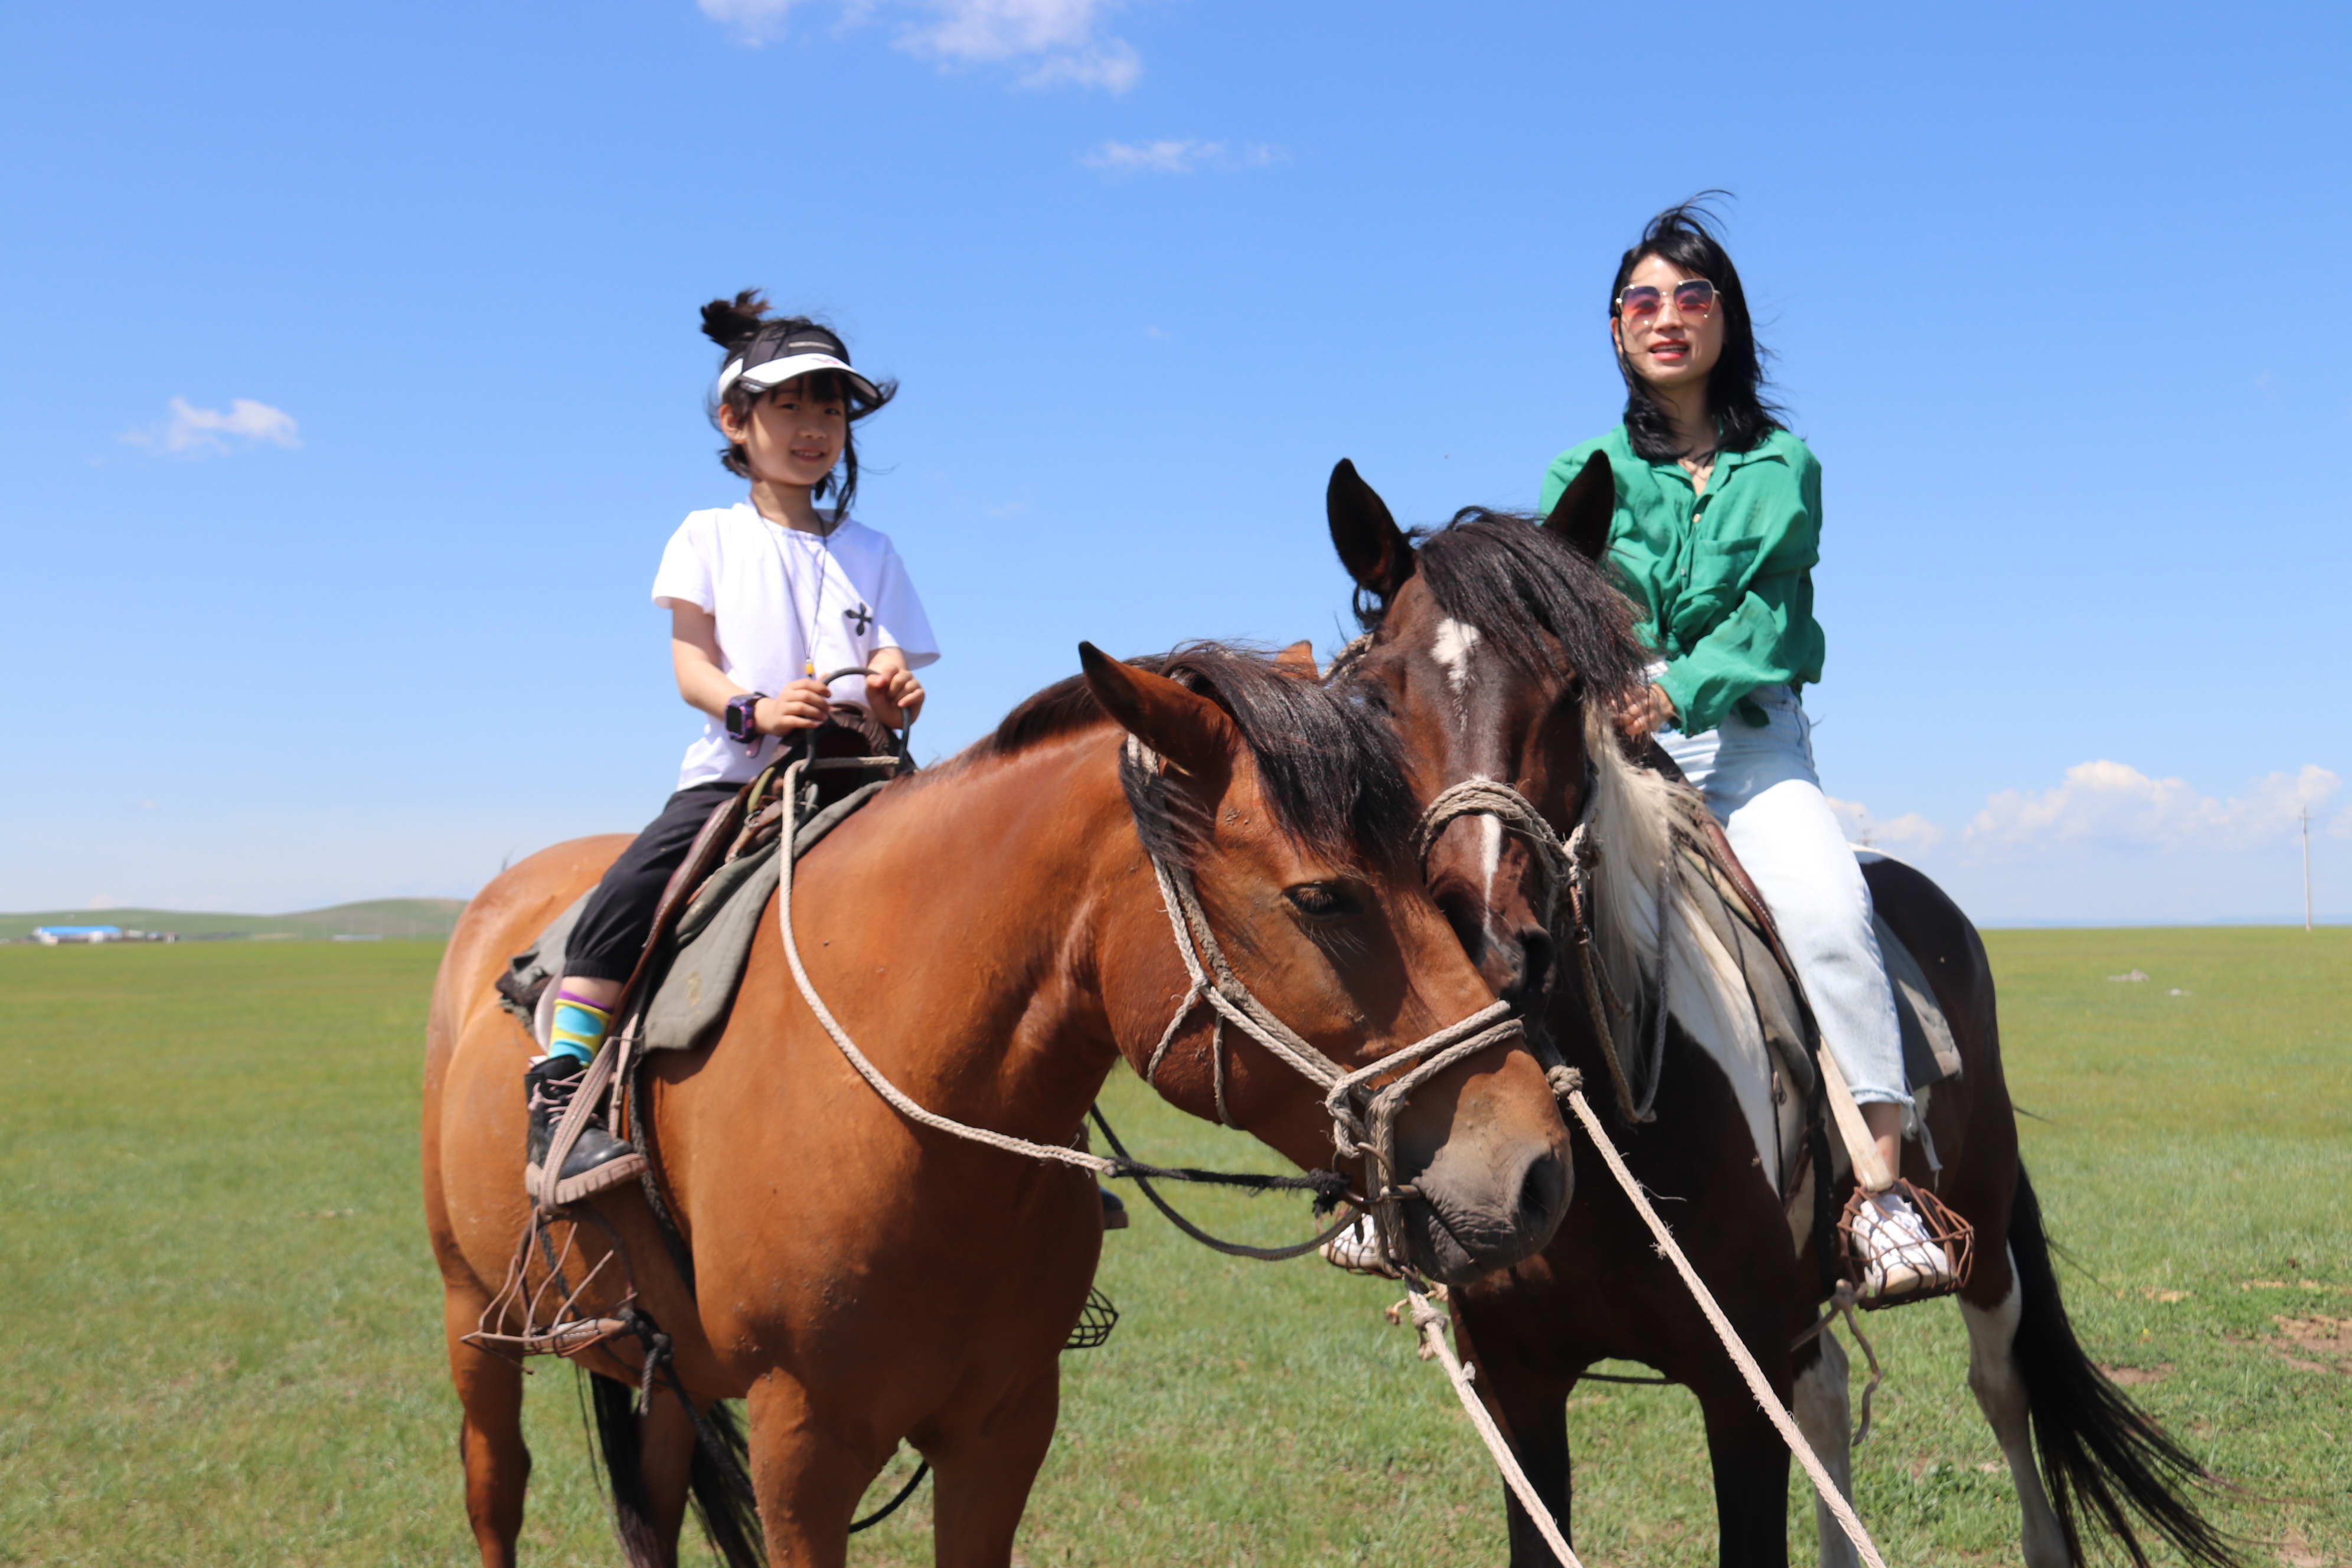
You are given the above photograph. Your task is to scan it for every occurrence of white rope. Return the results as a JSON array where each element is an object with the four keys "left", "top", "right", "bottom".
[
  {"left": 775, "top": 756, "right": 1523, "bottom": 1236},
  {"left": 775, "top": 762, "right": 1119, "bottom": 1176},
  {"left": 1559, "top": 1086, "right": 1889, "bottom": 1568},
  {"left": 1406, "top": 768, "right": 1889, "bottom": 1560},
  {"left": 1401, "top": 1276, "right": 1586, "bottom": 1568}
]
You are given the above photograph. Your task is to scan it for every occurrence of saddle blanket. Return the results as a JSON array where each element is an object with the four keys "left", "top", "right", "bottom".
[{"left": 498, "top": 780, "right": 888, "bottom": 1056}]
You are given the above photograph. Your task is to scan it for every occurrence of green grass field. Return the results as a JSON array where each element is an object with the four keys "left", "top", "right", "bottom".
[
  {"left": 1, "top": 899, "right": 466, "bottom": 943},
  {"left": 2, "top": 929, "right": 2344, "bottom": 1566}
]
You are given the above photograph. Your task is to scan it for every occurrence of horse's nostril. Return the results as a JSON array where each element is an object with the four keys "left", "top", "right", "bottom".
[{"left": 1515, "top": 1151, "right": 1567, "bottom": 1235}]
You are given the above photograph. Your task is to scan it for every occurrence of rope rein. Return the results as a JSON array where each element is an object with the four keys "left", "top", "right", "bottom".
[
  {"left": 1400, "top": 1270, "right": 1590, "bottom": 1568},
  {"left": 775, "top": 750, "right": 1524, "bottom": 1272},
  {"left": 1558, "top": 1083, "right": 1889, "bottom": 1568},
  {"left": 1409, "top": 776, "right": 1889, "bottom": 1568}
]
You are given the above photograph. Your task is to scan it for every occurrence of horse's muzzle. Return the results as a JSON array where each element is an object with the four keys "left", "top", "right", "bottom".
[{"left": 1398, "top": 1134, "right": 1572, "bottom": 1286}]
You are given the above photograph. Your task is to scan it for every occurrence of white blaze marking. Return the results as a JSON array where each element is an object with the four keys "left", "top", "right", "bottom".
[
  {"left": 1478, "top": 814, "right": 1503, "bottom": 909},
  {"left": 1430, "top": 617, "right": 1480, "bottom": 695}
]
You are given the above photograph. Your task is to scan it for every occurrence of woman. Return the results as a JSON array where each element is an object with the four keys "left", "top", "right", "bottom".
[{"left": 1540, "top": 201, "right": 1946, "bottom": 1299}]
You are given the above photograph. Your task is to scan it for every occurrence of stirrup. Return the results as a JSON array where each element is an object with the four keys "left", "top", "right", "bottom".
[{"left": 1836, "top": 1179, "right": 1974, "bottom": 1308}]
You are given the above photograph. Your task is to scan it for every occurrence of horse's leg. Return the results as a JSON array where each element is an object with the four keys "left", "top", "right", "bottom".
[
  {"left": 1961, "top": 1246, "right": 2071, "bottom": 1568},
  {"left": 928, "top": 1362, "right": 1061, "bottom": 1568},
  {"left": 1452, "top": 1306, "right": 1574, "bottom": 1566},
  {"left": 636, "top": 1387, "right": 700, "bottom": 1568},
  {"left": 1790, "top": 1332, "right": 1858, "bottom": 1568},
  {"left": 741, "top": 1374, "right": 870, "bottom": 1568},
  {"left": 1692, "top": 1363, "right": 1793, "bottom": 1568},
  {"left": 443, "top": 1286, "right": 531, "bottom": 1567}
]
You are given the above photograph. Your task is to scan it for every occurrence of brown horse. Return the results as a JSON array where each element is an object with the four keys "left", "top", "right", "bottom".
[
  {"left": 423, "top": 643, "right": 1574, "bottom": 1568},
  {"left": 1325, "top": 458, "right": 2238, "bottom": 1568}
]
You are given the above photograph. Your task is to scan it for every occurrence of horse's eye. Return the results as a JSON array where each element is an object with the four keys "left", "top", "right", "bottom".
[{"left": 1285, "top": 882, "right": 1360, "bottom": 919}]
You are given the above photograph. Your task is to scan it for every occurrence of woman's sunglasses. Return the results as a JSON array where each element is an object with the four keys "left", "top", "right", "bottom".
[{"left": 1615, "top": 279, "right": 1717, "bottom": 322}]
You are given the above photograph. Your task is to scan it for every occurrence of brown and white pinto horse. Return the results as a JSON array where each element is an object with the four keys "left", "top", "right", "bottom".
[
  {"left": 1327, "top": 458, "right": 2238, "bottom": 1568},
  {"left": 423, "top": 645, "right": 1573, "bottom": 1568}
]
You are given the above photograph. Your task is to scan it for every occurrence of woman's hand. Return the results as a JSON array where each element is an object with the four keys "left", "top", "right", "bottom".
[
  {"left": 756, "top": 678, "right": 832, "bottom": 734},
  {"left": 1613, "top": 682, "right": 1676, "bottom": 739},
  {"left": 866, "top": 667, "right": 925, "bottom": 729}
]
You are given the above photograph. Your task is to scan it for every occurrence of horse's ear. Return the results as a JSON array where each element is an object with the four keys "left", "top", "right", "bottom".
[
  {"left": 1327, "top": 459, "right": 1415, "bottom": 603},
  {"left": 1079, "top": 642, "right": 1238, "bottom": 779},
  {"left": 1541, "top": 450, "right": 1615, "bottom": 562},
  {"left": 1272, "top": 639, "right": 1318, "bottom": 677}
]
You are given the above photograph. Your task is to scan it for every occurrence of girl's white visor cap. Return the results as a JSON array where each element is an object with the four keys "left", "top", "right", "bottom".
[{"left": 716, "top": 352, "right": 881, "bottom": 404}]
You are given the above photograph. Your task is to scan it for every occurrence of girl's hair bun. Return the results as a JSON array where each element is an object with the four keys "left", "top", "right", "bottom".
[{"left": 700, "top": 289, "right": 772, "bottom": 350}]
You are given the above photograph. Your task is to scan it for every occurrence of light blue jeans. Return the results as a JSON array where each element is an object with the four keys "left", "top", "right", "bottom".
[{"left": 1655, "top": 685, "right": 1909, "bottom": 1106}]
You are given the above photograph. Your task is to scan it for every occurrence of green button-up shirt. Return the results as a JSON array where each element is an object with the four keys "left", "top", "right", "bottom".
[{"left": 1539, "top": 423, "right": 1827, "bottom": 736}]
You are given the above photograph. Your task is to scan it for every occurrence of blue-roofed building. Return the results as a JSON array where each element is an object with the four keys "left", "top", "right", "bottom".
[{"left": 33, "top": 925, "right": 125, "bottom": 945}]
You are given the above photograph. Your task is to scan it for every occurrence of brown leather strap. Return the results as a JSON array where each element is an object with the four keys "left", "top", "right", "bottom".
[{"left": 606, "top": 786, "right": 753, "bottom": 1026}]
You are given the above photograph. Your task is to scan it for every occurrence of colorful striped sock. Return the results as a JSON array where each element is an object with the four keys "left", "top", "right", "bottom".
[{"left": 548, "top": 989, "right": 614, "bottom": 1066}]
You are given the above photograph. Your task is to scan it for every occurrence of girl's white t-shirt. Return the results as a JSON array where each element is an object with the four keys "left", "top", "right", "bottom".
[{"left": 652, "top": 503, "right": 940, "bottom": 789}]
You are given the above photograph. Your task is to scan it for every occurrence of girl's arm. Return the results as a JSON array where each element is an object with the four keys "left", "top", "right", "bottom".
[
  {"left": 668, "top": 603, "right": 829, "bottom": 734},
  {"left": 865, "top": 646, "right": 926, "bottom": 729}
]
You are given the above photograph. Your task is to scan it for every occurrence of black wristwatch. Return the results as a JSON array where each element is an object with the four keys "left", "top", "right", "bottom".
[{"left": 724, "top": 692, "right": 768, "bottom": 752}]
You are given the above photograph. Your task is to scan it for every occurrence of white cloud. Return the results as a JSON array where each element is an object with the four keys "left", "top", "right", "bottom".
[
  {"left": 699, "top": 0, "right": 1139, "bottom": 90},
  {"left": 123, "top": 397, "right": 301, "bottom": 457},
  {"left": 894, "top": 0, "right": 1135, "bottom": 89},
  {"left": 1964, "top": 760, "right": 2341, "bottom": 855},
  {"left": 696, "top": 0, "right": 801, "bottom": 41},
  {"left": 1082, "top": 139, "right": 1287, "bottom": 175},
  {"left": 1824, "top": 796, "right": 1946, "bottom": 854}
]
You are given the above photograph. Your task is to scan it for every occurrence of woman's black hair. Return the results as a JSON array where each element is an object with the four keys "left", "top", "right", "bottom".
[
  {"left": 1609, "top": 195, "right": 1785, "bottom": 460},
  {"left": 700, "top": 290, "right": 897, "bottom": 520}
]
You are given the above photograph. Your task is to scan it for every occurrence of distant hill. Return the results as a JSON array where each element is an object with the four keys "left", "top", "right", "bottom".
[{"left": 0, "top": 897, "right": 467, "bottom": 941}]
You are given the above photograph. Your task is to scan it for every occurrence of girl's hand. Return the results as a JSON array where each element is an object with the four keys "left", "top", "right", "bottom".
[
  {"left": 1613, "top": 682, "right": 1675, "bottom": 739},
  {"left": 867, "top": 667, "right": 925, "bottom": 729},
  {"left": 757, "top": 679, "right": 832, "bottom": 734}
]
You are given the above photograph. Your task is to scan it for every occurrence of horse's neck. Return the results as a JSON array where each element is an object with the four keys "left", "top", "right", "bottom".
[{"left": 783, "top": 735, "right": 1132, "bottom": 1137}]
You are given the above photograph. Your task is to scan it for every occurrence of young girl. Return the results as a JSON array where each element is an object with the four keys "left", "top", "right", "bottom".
[
  {"left": 1540, "top": 202, "right": 1949, "bottom": 1301},
  {"left": 525, "top": 292, "right": 937, "bottom": 1198}
]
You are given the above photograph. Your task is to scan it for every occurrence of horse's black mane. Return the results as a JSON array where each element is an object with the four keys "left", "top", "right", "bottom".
[
  {"left": 1363, "top": 509, "right": 1651, "bottom": 709},
  {"left": 976, "top": 643, "right": 1416, "bottom": 869}
]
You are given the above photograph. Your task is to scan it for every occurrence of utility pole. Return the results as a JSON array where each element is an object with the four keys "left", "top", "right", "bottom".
[{"left": 2302, "top": 806, "right": 2314, "bottom": 933}]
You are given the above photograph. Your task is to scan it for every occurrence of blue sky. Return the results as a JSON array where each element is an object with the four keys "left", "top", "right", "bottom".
[{"left": 2, "top": 0, "right": 2346, "bottom": 923}]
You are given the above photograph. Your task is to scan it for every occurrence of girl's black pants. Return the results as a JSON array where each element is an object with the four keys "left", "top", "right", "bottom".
[{"left": 562, "top": 779, "right": 740, "bottom": 984}]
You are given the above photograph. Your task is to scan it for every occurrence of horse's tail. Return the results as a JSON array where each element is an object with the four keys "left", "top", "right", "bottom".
[
  {"left": 587, "top": 1372, "right": 668, "bottom": 1568},
  {"left": 2008, "top": 1167, "right": 2242, "bottom": 1567},
  {"left": 687, "top": 1399, "right": 765, "bottom": 1567},
  {"left": 587, "top": 1373, "right": 765, "bottom": 1568}
]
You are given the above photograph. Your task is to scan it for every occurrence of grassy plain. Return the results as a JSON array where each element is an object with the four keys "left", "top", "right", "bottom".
[
  {"left": 0, "top": 898, "right": 466, "bottom": 942},
  {"left": 0, "top": 927, "right": 2343, "bottom": 1566}
]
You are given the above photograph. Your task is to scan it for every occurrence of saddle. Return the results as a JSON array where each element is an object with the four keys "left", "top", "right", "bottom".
[
  {"left": 1627, "top": 741, "right": 1971, "bottom": 1305},
  {"left": 1638, "top": 740, "right": 1961, "bottom": 1107},
  {"left": 495, "top": 705, "right": 906, "bottom": 1057}
]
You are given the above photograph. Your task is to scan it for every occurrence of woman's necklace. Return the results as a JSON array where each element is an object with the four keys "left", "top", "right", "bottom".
[{"left": 1677, "top": 427, "right": 1721, "bottom": 494}]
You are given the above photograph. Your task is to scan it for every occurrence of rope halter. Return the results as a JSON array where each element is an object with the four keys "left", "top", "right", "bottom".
[
  {"left": 1411, "top": 776, "right": 1573, "bottom": 928},
  {"left": 1125, "top": 737, "right": 1526, "bottom": 1272},
  {"left": 1406, "top": 769, "right": 1660, "bottom": 1122}
]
